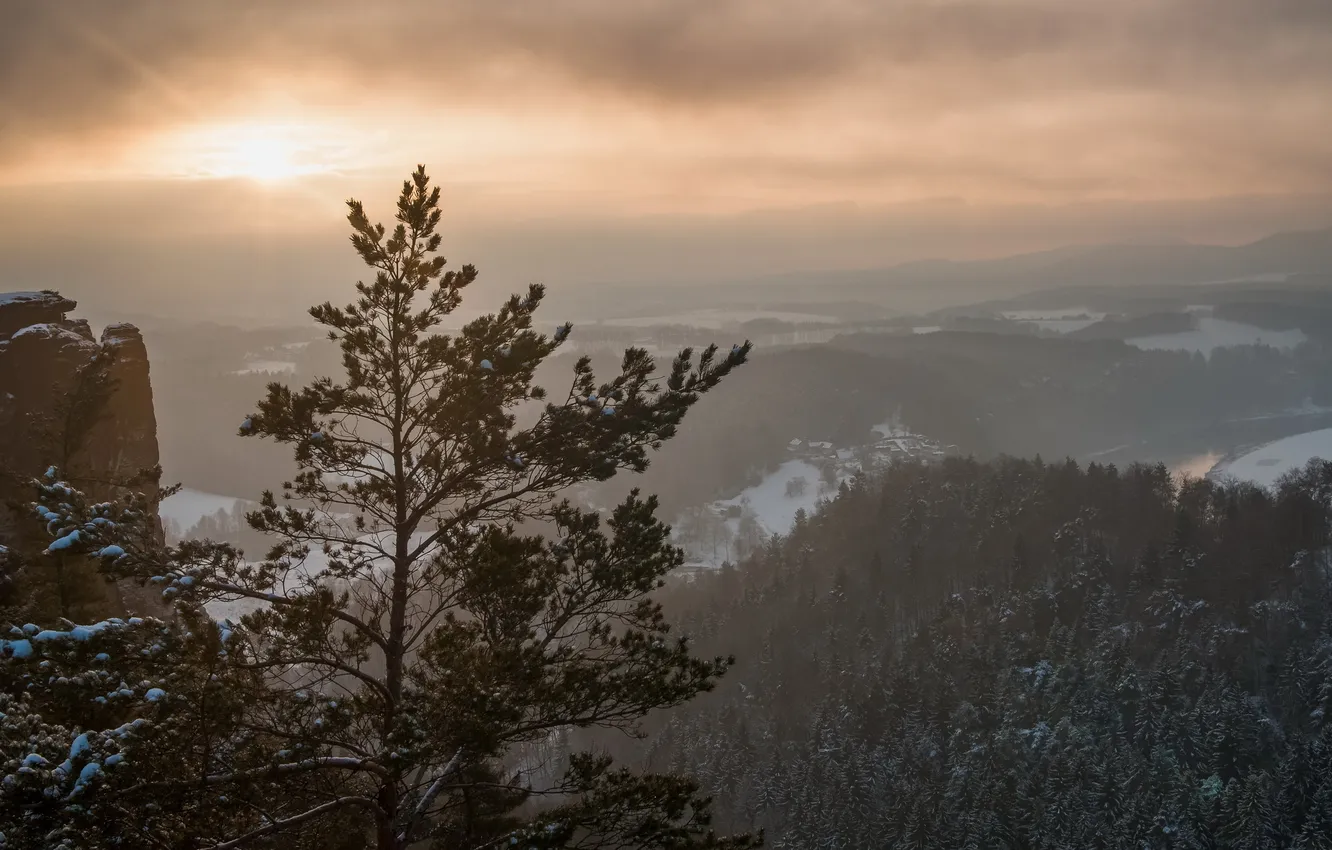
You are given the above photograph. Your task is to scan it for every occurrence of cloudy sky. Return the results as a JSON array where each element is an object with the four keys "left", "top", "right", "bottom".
[{"left": 2, "top": 0, "right": 1330, "bottom": 320}]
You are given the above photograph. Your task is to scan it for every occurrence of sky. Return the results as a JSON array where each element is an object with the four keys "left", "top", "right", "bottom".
[{"left": 1, "top": 0, "right": 1330, "bottom": 322}]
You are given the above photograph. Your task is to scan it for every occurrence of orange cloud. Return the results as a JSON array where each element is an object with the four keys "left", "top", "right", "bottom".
[{"left": 1, "top": 0, "right": 1329, "bottom": 210}]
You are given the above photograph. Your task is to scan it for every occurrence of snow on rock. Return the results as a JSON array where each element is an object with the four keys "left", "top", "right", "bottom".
[
  {"left": 1215, "top": 428, "right": 1332, "bottom": 488},
  {"left": 0, "top": 291, "right": 68, "bottom": 307},
  {"left": 144, "top": 688, "right": 166, "bottom": 702},
  {"left": 9, "top": 323, "right": 94, "bottom": 345},
  {"left": 0, "top": 291, "right": 78, "bottom": 340}
]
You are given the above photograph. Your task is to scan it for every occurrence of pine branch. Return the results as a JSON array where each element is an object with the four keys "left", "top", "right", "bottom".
[
  {"left": 397, "top": 747, "right": 465, "bottom": 843},
  {"left": 233, "top": 655, "right": 391, "bottom": 703},
  {"left": 198, "top": 578, "right": 390, "bottom": 651},
  {"left": 118, "top": 756, "right": 388, "bottom": 797},
  {"left": 201, "top": 756, "right": 389, "bottom": 784},
  {"left": 200, "top": 795, "right": 384, "bottom": 850}
]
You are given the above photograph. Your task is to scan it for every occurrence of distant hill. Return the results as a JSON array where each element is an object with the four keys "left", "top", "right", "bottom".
[{"left": 707, "top": 228, "right": 1332, "bottom": 312}]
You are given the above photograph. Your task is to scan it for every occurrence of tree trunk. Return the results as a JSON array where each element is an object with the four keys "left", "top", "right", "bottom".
[{"left": 377, "top": 781, "right": 400, "bottom": 850}]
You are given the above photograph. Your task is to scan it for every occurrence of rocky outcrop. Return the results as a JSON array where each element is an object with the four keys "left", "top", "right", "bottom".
[
  {"left": 0, "top": 290, "right": 78, "bottom": 338},
  {"left": 0, "top": 290, "right": 163, "bottom": 617}
]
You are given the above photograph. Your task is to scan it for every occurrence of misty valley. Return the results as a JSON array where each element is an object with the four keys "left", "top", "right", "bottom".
[
  {"left": 5, "top": 196, "right": 1332, "bottom": 849},
  {"left": 4, "top": 2, "right": 1332, "bottom": 846}
]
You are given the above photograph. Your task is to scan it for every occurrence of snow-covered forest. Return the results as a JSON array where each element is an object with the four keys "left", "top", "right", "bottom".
[{"left": 607, "top": 457, "right": 1332, "bottom": 847}]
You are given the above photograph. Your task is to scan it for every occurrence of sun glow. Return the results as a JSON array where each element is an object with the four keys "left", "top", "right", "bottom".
[
  {"left": 220, "top": 133, "right": 304, "bottom": 181},
  {"left": 148, "top": 120, "right": 352, "bottom": 182}
]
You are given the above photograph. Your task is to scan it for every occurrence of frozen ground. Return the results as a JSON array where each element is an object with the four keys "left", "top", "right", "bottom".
[
  {"left": 1127, "top": 318, "right": 1306, "bottom": 357},
  {"left": 1215, "top": 428, "right": 1332, "bottom": 488}
]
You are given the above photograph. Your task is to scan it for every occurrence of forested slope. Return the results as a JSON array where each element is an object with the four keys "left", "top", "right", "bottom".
[{"left": 618, "top": 458, "right": 1332, "bottom": 848}]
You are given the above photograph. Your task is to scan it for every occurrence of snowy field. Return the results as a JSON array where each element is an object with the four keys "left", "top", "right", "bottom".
[
  {"left": 677, "top": 458, "right": 859, "bottom": 570},
  {"left": 1214, "top": 428, "right": 1332, "bottom": 488},
  {"left": 912, "top": 326, "right": 942, "bottom": 335},
  {"left": 1127, "top": 318, "right": 1306, "bottom": 357},
  {"left": 715, "top": 460, "right": 834, "bottom": 537},
  {"left": 159, "top": 488, "right": 253, "bottom": 531},
  {"left": 602, "top": 309, "right": 840, "bottom": 329}
]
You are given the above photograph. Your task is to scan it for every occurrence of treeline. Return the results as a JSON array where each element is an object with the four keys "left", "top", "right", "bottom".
[
  {"left": 833, "top": 332, "right": 1332, "bottom": 459},
  {"left": 605, "top": 456, "right": 1332, "bottom": 848},
  {"left": 582, "top": 330, "right": 1332, "bottom": 522}
]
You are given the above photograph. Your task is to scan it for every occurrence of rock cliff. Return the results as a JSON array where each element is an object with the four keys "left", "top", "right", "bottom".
[{"left": 0, "top": 290, "right": 163, "bottom": 617}]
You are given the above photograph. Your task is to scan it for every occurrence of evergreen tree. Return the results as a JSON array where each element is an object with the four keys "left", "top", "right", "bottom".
[{"left": 3, "top": 168, "right": 756, "bottom": 850}]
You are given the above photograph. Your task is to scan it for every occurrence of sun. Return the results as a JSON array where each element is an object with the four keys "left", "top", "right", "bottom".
[
  {"left": 198, "top": 124, "right": 323, "bottom": 182},
  {"left": 150, "top": 121, "right": 341, "bottom": 183},
  {"left": 224, "top": 134, "right": 303, "bottom": 182}
]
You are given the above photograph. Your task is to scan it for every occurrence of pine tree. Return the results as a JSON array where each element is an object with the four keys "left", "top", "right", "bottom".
[
  {"left": 4, "top": 168, "right": 757, "bottom": 850},
  {"left": 225, "top": 168, "right": 752, "bottom": 848}
]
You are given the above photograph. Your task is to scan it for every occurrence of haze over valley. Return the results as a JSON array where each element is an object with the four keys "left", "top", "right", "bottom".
[{"left": 4, "top": 3, "right": 1332, "bottom": 848}]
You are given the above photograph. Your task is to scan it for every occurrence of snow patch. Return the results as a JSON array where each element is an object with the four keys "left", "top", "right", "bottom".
[
  {"left": 717, "top": 460, "right": 838, "bottom": 536},
  {"left": 0, "top": 291, "right": 59, "bottom": 306},
  {"left": 1216, "top": 428, "right": 1332, "bottom": 488}
]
